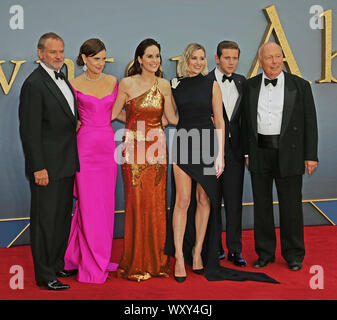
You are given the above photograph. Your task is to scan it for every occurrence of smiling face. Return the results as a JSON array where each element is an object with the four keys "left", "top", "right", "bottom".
[
  {"left": 215, "top": 48, "right": 239, "bottom": 76},
  {"left": 187, "top": 48, "right": 206, "bottom": 76},
  {"left": 82, "top": 49, "right": 106, "bottom": 75},
  {"left": 138, "top": 45, "right": 161, "bottom": 74},
  {"left": 259, "top": 43, "right": 284, "bottom": 79},
  {"left": 37, "top": 38, "right": 64, "bottom": 71}
]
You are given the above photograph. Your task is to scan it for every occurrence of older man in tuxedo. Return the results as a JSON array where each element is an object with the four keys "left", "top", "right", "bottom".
[
  {"left": 207, "top": 41, "right": 246, "bottom": 266},
  {"left": 242, "top": 42, "right": 318, "bottom": 271},
  {"left": 19, "top": 32, "right": 79, "bottom": 289}
]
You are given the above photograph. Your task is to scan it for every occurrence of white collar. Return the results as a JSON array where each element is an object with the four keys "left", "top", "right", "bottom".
[
  {"left": 215, "top": 67, "right": 232, "bottom": 78},
  {"left": 215, "top": 67, "right": 234, "bottom": 85},
  {"left": 262, "top": 70, "right": 284, "bottom": 86},
  {"left": 40, "top": 62, "right": 62, "bottom": 80}
]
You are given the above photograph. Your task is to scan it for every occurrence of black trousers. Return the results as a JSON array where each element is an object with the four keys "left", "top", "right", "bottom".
[
  {"left": 219, "top": 144, "right": 245, "bottom": 253},
  {"left": 29, "top": 176, "right": 74, "bottom": 282},
  {"left": 250, "top": 148, "right": 305, "bottom": 263}
]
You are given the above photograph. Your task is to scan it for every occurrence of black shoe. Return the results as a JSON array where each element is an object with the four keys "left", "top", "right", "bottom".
[
  {"left": 192, "top": 268, "right": 204, "bottom": 275},
  {"left": 253, "top": 257, "right": 275, "bottom": 268},
  {"left": 36, "top": 279, "right": 70, "bottom": 290},
  {"left": 56, "top": 269, "right": 78, "bottom": 278},
  {"left": 228, "top": 252, "right": 247, "bottom": 267},
  {"left": 219, "top": 251, "right": 226, "bottom": 260},
  {"left": 288, "top": 261, "right": 302, "bottom": 271},
  {"left": 174, "top": 275, "right": 186, "bottom": 283},
  {"left": 191, "top": 247, "right": 204, "bottom": 275}
]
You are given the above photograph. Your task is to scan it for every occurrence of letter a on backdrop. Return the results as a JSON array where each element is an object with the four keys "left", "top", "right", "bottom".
[{"left": 247, "top": 5, "right": 303, "bottom": 79}]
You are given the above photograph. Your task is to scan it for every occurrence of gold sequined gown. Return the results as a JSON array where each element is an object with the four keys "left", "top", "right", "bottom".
[{"left": 117, "top": 80, "right": 170, "bottom": 281}]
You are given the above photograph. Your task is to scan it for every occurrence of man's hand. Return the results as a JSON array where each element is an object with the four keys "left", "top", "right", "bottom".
[
  {"left": 305, "top": 160, "right": 318, "bottom": 175},
  {"left": 245, "top": 156, "right": 249, "bottom": 169},
  {"left": 34, "top": 169, "right": 49, "bottom": 186},
  {"left": 76, "top": 120, "right": 81, "bottom": 132}
]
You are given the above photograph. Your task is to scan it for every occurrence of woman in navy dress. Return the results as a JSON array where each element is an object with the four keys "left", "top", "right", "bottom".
[{"left": 165, "top": 43, "right": 278, "bottom": 284}]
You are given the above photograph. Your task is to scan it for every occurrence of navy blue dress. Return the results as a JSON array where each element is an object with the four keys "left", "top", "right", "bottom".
[{"left": 165, "top": 74, "right": 278, "bottom": 283}]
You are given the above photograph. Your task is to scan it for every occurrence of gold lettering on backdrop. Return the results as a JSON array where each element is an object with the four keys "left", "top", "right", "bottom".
[
  {"left": 316, "top": 10, "right": 337, "bottom": 83},
  {"left": 170, "top": 56, "right": 180, "bottom": 75},
  {"left": 2, "top": 6, "right": 337, "bottom": 95},
  {"left": 37, "top": 58, "right": 114, "bottom": 80},
  {"left": 125, "top": 60, "right": 133, "bottom": 76},
  {"left": 247, "top": 5, "right": 303, "bottom": 79},
  {"left": 0, "top": 60, "right": 26, "bottom": 95},
  {"left": 64, "top": 59, "right": 75, "bottom": 80}
]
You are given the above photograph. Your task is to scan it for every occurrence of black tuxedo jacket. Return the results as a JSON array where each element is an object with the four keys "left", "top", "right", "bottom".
[
  {"left": 19, "top": 65, "right": 80, "bottom": 180},
  {"left": 241, "top": 71, "right": 318, "bottom": 177},
  {"left": 207, "top": 69, "right": 246, "bottom": 160}
]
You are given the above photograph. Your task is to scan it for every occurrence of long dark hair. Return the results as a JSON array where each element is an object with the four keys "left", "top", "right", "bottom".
[
  {"left": 127, "top": 38, "right": 162, "bottom": 77},
  {"left": 76, "top": 38, "right": 106, "bottom": 66}
]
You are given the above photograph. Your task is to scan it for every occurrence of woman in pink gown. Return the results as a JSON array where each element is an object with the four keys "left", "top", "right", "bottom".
[{"left": 64, "top": 39, "right": 119, "bottom": 283}]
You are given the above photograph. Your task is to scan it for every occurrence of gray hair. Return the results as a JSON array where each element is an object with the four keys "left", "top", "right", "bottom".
[{"left": 258, "top": 42, "right": 283, "bottom": 59}]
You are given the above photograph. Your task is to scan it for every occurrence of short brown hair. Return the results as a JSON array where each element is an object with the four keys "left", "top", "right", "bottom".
[
  {"left": 37, "top": 32, "right": 64, "bottom": 50},
  {"left": 76, "top": 38, "right": 106, "bottom": 67},
  {"left": 216, "top": 40, "right": 240, "bottom": 58}
]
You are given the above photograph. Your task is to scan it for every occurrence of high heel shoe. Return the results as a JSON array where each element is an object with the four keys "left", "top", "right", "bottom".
[
  {"left": 174, "top": 275, "right": 186, "bottom": 283},
  {"left": 192, "top": 247, "right": 204, "bottom": 275},
  {"left": 192, "top": 268, "right": 204, "bottom": 275},
  {"left": 174, "top": 257, "right": 186, "bottom": 283}
]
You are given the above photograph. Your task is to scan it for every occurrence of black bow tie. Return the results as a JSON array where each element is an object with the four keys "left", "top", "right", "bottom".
[
  {"left": 222, "top": 74, "right": 233, "bottom": 82},
  {"left": 54, "top": 71, "right": 65, "bottom": 80},
  {"left": 264, "top": 78, "right": 278, "bottom": 87}
]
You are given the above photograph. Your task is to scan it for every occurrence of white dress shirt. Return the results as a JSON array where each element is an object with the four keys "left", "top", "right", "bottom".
[
  {"left": 40, "top": 62, "right": 75, "bottom": 115},
  {"left": 215, "top": 67, "right": 239, "bottom": 121},
  {"left": 257, "top": 71, "right": 284, "bottom": 135}
]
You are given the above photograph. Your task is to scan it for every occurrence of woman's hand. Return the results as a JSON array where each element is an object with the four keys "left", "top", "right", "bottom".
[
  {"left": 161, "top": 114, "right": 168, "bottom": 128},
  {"left": 215, "top": 154, "right": 225, "bottom": 178}
]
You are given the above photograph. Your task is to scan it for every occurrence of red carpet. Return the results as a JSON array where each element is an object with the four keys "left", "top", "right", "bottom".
[{"left": 0, "top": 225, "right": 336, "bottom": 300}]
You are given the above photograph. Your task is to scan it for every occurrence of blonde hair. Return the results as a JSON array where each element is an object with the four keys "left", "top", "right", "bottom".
[{"left": 177, "top": 43, "right": 208, "bottom": 78}]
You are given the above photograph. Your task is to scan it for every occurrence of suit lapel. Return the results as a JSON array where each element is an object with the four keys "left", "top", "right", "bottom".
[
  {"left": 230, "top": 74, "right": 243, "bottom": 121},
  {"left": 64, "top": 76, "right": 78, "bottom": 121},
  {"left": 249, "top": 74, "right": 262, "bottom": 139},
  {"left": 280, "top": 72, "right": 297, "bottom": 138},
  {"left": 211, "top": 69, "right": 229, "bottom": 122},
  {"left": 38, "top": 66, "right": 76, "bottom": 123},
  {"left": 209, "top": 69, "right": 217, "bottom": 82}
]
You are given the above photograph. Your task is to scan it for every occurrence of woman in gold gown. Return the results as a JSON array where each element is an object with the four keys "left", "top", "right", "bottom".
[{"left": 111, "top": 38, "right": 178, "bottom": 281}]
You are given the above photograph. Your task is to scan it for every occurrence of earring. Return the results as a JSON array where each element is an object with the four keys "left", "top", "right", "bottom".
[{"left": 83, "top": 63, "right": 87, "bottom": 72}]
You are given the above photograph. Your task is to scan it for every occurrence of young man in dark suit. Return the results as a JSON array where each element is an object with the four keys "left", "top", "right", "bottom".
[
  {"left": 19, "top": 32, "right": 80, "bottom": 290},
  {"left": 208, "top": 41, "right": 247, "bottom": 266},
  {"left": 241, "top": 42, "right": 318, "bottom": 271}
]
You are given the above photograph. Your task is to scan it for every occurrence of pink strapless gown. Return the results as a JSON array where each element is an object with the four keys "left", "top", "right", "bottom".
[{"left": 64, "top": 83, "right": 119, "bottom": 283}]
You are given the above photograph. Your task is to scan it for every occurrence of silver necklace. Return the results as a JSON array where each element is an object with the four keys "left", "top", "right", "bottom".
[{"left": 84, "top": 72, "right": 102, "bottom": 82}]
